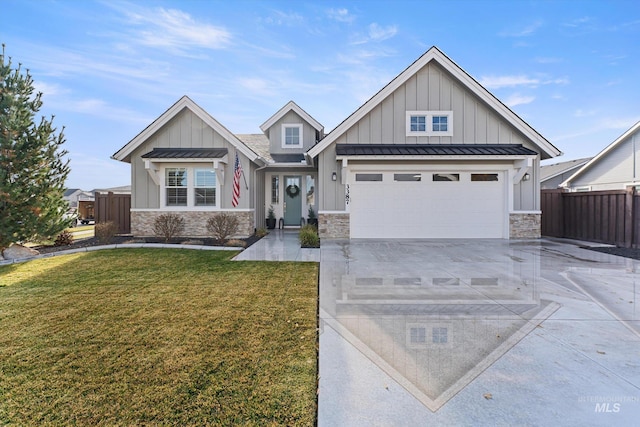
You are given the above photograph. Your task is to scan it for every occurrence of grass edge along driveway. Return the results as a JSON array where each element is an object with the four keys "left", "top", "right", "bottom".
[{"left": 0, "top": 248, "right": 318, "bottom": 426}]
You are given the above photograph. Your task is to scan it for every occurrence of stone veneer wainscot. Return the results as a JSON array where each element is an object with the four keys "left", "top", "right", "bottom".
[
  {"left": 318, "top": 212, "right": 350, "bottom": 239},
  {"left": 131, "top": 210, "right": 254, "bottom": 238},
  {"left": 509, "top": 213, "right": 541, "bottom": 239}
]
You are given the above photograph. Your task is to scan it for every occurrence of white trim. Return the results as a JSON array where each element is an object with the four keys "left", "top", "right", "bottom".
[
  {"left": 307, "top": 46, "right": 561, "bottom": 160},
  {"left": 281, "top": 123, "right": 303, "bottom": 148},
  {"left": 336, "top": 154, "right": 536, "bottom": 161},
  {"left": 160, "top": 165, "right": 220, "bottom": 209},
  {"left": 260, "top": 100, "right": 323, "bottom": 133},
  {"left": 561, "top": 120, "right": 640, "bottom": 188},
  {"left": 112, "top": 96, "right": 261, "bottom": 163},
  {"left": 405, "top": 111, "right": 453, "bottom": 137}
]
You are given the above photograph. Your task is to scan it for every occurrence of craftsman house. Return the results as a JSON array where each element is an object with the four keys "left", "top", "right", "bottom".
[{"left": 112, "top": 46, "right": 561, "bottom": 239}]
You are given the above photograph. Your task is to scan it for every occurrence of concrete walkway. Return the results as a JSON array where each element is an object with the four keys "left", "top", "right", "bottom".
[
  {"left": 233, "top": 229, "right": 320, "bottom": 262},
  {"left": 318, "top": 239, "right": 640, "bottom": 426}
]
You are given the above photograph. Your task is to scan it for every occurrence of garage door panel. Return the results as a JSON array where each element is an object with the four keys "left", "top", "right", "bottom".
[{"left": 350, "top": 170, "right": 505, "bottom": 238}]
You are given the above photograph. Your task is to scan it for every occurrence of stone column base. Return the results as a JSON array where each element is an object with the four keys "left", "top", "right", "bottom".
[
  {"left": 318, "top": 212, "right": 350, "bottom": 239},
  {"left": 509, "top": 213, "right": 541, "bottom": 239}
]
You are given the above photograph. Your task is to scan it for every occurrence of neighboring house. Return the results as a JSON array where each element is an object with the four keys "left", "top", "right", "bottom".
[
  {"left": 63, "top": 188, "right": 95, "bottom": 220},
  {"left": 112, "top": 46, "right": 561, "bottom": 240},
  {"left": 561, "top": 121, "right": 640, "bottom": 192},
  {"left": 540, "top": 158, "right": 591, "bottom": 190}
]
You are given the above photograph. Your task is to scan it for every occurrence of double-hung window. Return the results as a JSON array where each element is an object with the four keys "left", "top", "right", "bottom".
[
  {"left": 164, "top": 166, "right": 218, "bottom": 208},
  {"left": 282, "top": 124, "right": 303, "bottom": 148},
  {"left": 194, "top": 169, "right": 216, "bottom": 206},
  {"left": 406, "top": 111, "right": 453, "bottom": 136},
  {"left": 165, "top": 168, "right": 187, "bottom": 206}
]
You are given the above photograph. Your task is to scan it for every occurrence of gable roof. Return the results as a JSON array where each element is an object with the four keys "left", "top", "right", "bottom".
[
  {"left": 307, "top": 46, "right": 561, "bottom": 161},
  {"left": 540, "top": 157, "right": 591, "bottom": 182},
  {"left": 260, "top": 100, "right": 323, "bottom": 133},
  {"left": 561, "top": 121, "right": 640, "bottom": 187},
  {"left": 112, "top": 96, "right": 261, "bottom": 164}
]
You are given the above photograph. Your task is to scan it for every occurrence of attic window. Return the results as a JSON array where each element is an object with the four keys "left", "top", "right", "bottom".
[
  {"left": 406, "top": 111, "right": 453, "bottom": 136},
  {"left": 282, "top": 124, "right": 303, "bottom": 148}
]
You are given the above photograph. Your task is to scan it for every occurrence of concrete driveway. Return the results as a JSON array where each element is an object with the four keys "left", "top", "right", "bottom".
[{"left": 318, "top": 239, "right": 640, "bottom": 426}]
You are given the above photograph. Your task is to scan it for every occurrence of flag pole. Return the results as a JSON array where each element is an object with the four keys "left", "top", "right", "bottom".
[{"left": 239, "top": 150, "right": 249, "bottom": 189}]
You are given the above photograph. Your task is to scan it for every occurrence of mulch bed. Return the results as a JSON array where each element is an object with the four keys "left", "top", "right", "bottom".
[
  {"left": 584, "top": 246, "right": 640, "bottom": 260},
  {"left": 34, "top": 234, "right": 263, "bottom": 255}
]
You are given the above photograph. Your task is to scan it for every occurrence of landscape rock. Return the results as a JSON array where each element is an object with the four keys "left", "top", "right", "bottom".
[{"left": 3, "top": 244, "right": 40, "bottom": 260}]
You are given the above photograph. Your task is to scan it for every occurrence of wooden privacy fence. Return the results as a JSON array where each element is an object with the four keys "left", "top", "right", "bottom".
[
  {"left": 95, "top": 192, "right": 131, "bottom": 234},
  {"left": 541, "top": 188, "right": 640, "bottom": 247}
]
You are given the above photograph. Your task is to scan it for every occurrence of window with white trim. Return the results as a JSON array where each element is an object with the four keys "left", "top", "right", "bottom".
[
  {"left": 165, "top": 168, "right": 187, "bottom": 206},
  {"left": 163, "top": 166, "right": 218, "bottom": 208},
  {"left": 406, "top": 111, "right": 453, "bottom": 136},
  {"left": 282, "top": 124, "right": 303, "bottom": 148},
  {"left": 194, "top": 169, "right": 216, "bottom": 206}
]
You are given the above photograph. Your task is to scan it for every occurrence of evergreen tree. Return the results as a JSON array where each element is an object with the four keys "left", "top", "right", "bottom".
[{"left": 0, "top": 44, "right": 71, "bottom": 254}]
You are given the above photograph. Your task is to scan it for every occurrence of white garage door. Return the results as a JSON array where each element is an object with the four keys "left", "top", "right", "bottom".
[{"left": 349, "top": 170, "right": 506, "bottom": 238}]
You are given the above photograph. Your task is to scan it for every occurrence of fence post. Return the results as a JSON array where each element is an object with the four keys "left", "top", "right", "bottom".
[{"left": 625, "top": 186, "right": 635, "bottom": 248}]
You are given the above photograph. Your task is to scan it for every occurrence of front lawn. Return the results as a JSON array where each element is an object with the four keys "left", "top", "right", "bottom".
[{"left": 0, "top": 249, "right": 318, "bottom": 426}]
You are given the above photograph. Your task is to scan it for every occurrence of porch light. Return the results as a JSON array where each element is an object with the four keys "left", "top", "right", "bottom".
[
  {"left": 523, "top": 173, "right": 530, "bottom": 181},
  {"left": 332, "top": 171, "right": 337, "bottom": 181}
]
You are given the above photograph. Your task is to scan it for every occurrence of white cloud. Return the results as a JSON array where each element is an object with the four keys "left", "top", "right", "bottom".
[
  {"left": 480, "top": 75, "right": 540, "bottom": 89},
  {"left": 327, "top": 8, "right": 355, "bottom": 23},
  {"left": 563, "top": 16, "right": 592, "bottom": 28},
  {"left": 574, "top": 109, "right": 597, "bottom": 118},
  {"left": 107, "top": 3, "right": 231, "bottom": 53},
  {"left": 504, "top": 93, "right": 535, "bottom": 107},
  {"left": 480, "top": 75, "right": 569, "bottom": 89},
  {"left": 368, "top": 23, "right": 397, "bottom": 41},
  {"left": 263, "top": 10, "right": 305, "bottom": 26},
  {"left": 499, "top": 20, "right": 543, "bottom": 37}
]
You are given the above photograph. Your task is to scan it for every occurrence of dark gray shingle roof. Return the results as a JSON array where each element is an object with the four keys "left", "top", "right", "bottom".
[{"left": 335, "top": 144, "right": 538, "bottom": 156}]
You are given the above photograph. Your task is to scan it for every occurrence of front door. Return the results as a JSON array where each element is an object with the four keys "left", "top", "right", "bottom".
[{"left": 284, "top": 176, "right": 302, "bottom": 226}]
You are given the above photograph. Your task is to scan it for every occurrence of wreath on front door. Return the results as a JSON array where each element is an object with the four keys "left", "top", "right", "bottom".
[{"left": 286, "top": 184, "right": 300, "bottom": 198}]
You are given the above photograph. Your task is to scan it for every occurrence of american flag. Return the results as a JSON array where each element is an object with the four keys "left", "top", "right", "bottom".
[{"left": 231, "top": 152, "right": 242, "bottom": 207}]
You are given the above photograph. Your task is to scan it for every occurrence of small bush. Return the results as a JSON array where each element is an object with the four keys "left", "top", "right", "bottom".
[
  {"left": 206, "top": 213, "right": 239, "bottom": 241},
  {"left": 225, "top": 239, "right": 247, "bottom": 248},
  {"left": 255, "top": 227, "right": 268, "bottom": 238},
  {"left": 299, "top": 224, "right": 319, "bottom": 248},
  {"left": 153, "top": 214, "right": 185, "bottom": 243},
  {"left": 94, "top": 221, "right": 119, "bottom": 244},
  {"left": 54, "top": 230, "right": 74, "bottom": 246}
]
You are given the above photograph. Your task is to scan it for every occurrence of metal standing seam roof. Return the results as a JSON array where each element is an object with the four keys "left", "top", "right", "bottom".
[
  {"left": 335, "top": 144, "right": 538, "bottom": 156},
  {"left": 141, "top": 148, "right": 229, "bottom": 159}
]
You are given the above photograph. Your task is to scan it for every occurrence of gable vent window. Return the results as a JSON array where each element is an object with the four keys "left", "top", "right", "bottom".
[{"left": 406, "top": 111, "right": 453, "bottom": 136}]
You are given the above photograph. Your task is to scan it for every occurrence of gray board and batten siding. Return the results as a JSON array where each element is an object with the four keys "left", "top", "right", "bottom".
[
  {"left": 130, "top": 108, "right": 256, "bottom": 210},
  {"left": 317, "top": 60, "right": 541, "bottom": 212}
]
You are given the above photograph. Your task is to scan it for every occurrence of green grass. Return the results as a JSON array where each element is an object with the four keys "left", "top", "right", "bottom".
[{"left": 0, "top": 249, "right": 318, "bottom": 426}]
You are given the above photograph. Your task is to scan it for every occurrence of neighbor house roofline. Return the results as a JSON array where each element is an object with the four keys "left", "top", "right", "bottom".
[
  {"left": 112, "top": 95, "right": 261, "bottom": 164},
  {"left": 560, "top": 120, "right": 640, "bottom": 187},
  {"left": 259, "top": 100, "right": 324, "bottom": 133},
  {"left": 540, "top": 157, "right": 591, "bottom": 182},
  {"left": 307, "top": 46, "right": 562, "bottom": 160}
]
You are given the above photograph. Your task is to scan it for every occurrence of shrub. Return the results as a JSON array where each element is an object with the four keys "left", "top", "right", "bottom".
[
  {"left": 153, "top": 214, "right": 185, "bottom": 243},
  {"left": 94, "top": 221, "right": 119, "bottom": 244},
  {"left": 206, "top": 213, "right": 239, "bottom": 241},
  {"left": 299, "top": 224, "right": 319, "bottom": 248},
  {"left": 255, "top": 227, "right": 268, "bottom": 238},
  {"left": 225, "top": 239, "right": 247, "bottom": 248},
  {"left": 54, "top": 230, "right": 74, "bottom": 246}
]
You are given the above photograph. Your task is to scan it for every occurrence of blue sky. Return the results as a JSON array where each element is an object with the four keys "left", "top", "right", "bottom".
[{"left": 2, "top": 0, "right": 639, "bottom": 190}]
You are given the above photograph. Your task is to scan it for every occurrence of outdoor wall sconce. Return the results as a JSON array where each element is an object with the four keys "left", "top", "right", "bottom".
[
  {"left": 332, "top": 171, "right": 337, "bottom": 181},
  {"left": 523, "top": 173, "right": 530, "bottom": 181}
]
